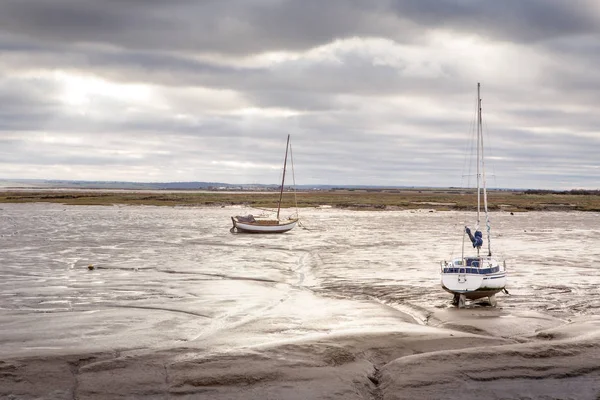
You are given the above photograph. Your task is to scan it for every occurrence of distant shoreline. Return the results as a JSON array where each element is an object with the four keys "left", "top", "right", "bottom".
[{"left": 2, "top": 188, "right": 599, "bottom": 212}]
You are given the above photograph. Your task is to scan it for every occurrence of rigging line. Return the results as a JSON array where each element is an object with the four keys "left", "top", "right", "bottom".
[
  {"left": 277, "top": 134, "right": 290, "bottom": 220},
  {"left": 297, "top": 219, "right": 312, "bottom": 231},
  {"left": 461, "top": 106, "right": 477, "bottom": 191},
  {"left": 479, "top": 89, "right": 492, "bottom": 256},
  {"left": 463, "top": 94, "right": 479, "bottom": 192},
  {"left": 453, "top": 91, "right": 479, "bottom": 260},
  {"left": 462, "top": 100, "right": 478, "bottom": 181},
  {"left": 483, "top": 117, "right": 499, "bottom": 189},
  {"left": 289, "top": 136, "right": 299, "bottom": 218}
]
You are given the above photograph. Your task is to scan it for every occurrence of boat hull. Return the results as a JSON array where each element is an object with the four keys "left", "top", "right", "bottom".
[
  {"left": 441, "top": 279, "right": 506, "bottom": 300},
  {"left": 232, "top": 218, "right": 298, "bottom": 234},
  {"left": 440, "top": 257, "right": 506, "bottom": 300}
]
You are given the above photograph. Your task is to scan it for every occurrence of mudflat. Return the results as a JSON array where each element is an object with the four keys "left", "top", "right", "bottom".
[{"left": 1, "top": 204, "right": 599, "bottom": 399}]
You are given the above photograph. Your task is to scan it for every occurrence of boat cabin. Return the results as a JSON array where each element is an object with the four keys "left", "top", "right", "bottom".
[
  {"left": 442, "top": 257, "right": 500, "bottom": 275},
  {"left": 465, "top": 257, "right": 481, "bottom": 267}
]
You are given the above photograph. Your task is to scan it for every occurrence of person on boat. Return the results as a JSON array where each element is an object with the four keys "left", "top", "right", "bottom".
[{"left": 465, "top": 226, "right": 483, "bottom": 248}]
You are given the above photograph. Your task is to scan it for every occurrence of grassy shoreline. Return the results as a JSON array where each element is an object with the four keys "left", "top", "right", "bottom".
[{"left": 2, "top": 188, "right": 600, "bottom": 212}]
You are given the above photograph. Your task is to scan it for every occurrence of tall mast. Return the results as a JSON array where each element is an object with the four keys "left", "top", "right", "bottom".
[
  {"left": 277, "top": 134, "right": 290, "bottom": 220},
  {"left": 480, "top": 86, "right": 492, "bottom": 256},
  {"left": 476, "top": 83, "right": 482, "bottom": 257}
]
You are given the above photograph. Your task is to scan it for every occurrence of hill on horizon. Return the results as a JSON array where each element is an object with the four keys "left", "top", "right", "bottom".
[{"left": 0, "top": 178, "right": 420, "bottom": 191}]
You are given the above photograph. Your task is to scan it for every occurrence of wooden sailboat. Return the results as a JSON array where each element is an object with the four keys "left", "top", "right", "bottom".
[
  {"left": 231, "top": 134, "right": 299, "bottom": 233},
  {"left": 440, "top": 83, "right": 507, "bottom": 308}
]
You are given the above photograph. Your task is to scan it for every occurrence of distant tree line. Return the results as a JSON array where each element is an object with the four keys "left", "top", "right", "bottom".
[{"left": 524, "top": 189, "right": 600, "bottom": 195}]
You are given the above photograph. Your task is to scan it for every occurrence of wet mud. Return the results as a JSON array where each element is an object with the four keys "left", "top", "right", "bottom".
[{"left": 0, "top": 204, "right": 599, "bottom": 399}]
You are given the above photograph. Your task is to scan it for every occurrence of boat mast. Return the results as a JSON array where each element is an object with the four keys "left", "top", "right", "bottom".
[
  {"left": 476, "top": 83, "right": 481, "bottom": 258},
  {"left": 480, "top": 86, "right": 492, "bottom": 256},
  {"left": 277, "top": 134, "right": 290, "bottom": 220}
]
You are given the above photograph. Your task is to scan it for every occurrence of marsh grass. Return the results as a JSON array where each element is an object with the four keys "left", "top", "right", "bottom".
[{"left": 2, "top": 189, "right": 600, "bottom": 212}]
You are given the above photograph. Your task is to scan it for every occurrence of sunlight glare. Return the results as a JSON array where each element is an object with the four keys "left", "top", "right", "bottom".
[{"left": 53, "top": 71, "right": 154, "bottom": 110}]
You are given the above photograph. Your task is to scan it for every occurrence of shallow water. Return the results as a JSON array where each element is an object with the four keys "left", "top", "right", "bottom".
[{"left": 0, "top": 203, "right": 599, "bottom": 359}]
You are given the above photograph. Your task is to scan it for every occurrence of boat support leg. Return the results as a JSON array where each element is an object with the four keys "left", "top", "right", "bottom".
[
  {"left": 458, "top": 294, "right": 466, "bottom": 309},
  {"left": 452, "top": 294, "right": 460, "bottom": 306}
]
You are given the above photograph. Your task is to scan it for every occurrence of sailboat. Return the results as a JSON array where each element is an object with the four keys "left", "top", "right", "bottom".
[
  {"left": 440, "top": 83, "right": 507, "bottom": 308},
  {"left": 231, "top": 134, "right": 299, "bottom": 233}
]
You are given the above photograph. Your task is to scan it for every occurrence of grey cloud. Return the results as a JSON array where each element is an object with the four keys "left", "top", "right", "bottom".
[
  {"left": 2, "top": 0, "right": 596, "bottom": 56},
  {"left": 0, "top": 0, "right": 402, "bottom": 54},
  {"left": 389, "top": 0, "right": 599, "bottom": 42},
  {"left": 0, "top": 1, "right": 598, "bottom": 188},
  {"left": 0, "top": 78, "right": 64, "bottom": 131},
  {"left": 1, "top": 41, "right": 467, "bottom": 110}
]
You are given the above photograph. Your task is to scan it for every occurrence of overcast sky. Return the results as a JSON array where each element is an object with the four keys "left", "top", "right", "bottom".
[{"left": 1, "top": 0, "right": 599, "bottom": 189}]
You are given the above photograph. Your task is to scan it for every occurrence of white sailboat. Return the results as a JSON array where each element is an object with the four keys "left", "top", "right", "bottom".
[
  {"left": 231, "top": 134, "right": 299, "bottom": 233},
  {"left": 440, "top": 83, "right": 507, "bottom": 308}
]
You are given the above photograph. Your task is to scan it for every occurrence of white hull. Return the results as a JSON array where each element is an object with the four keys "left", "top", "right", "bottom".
[
  {"left": 441, "top": 256, "right": 506, "bottom": 301},
  {"left": 232, "top": 217, "right": 298, "bottom": 234}
]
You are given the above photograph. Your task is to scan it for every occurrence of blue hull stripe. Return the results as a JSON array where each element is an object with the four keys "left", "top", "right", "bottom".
[{"left": 444, "top": 273, "right": 506, "bottom": 278}]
